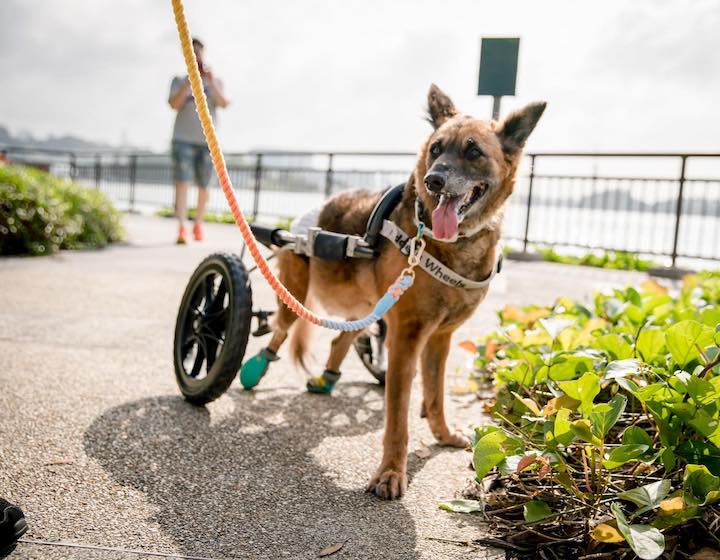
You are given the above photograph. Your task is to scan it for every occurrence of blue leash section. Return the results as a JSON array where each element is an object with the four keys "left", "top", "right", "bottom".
[
  {"left": 320, "top": 223, "right": 425, "bottom": 331},
  {"left": 320, "top": 274, "right": 414, "bottom": 331}
]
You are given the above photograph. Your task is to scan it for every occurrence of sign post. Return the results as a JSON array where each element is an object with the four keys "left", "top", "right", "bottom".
[{"left": 478, "top": 38, "right": 520, "bottom": 120}]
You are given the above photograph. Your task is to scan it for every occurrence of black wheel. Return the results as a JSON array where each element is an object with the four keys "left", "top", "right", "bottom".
[
  {"left": 174, "top": 252, "right": 252, "bottom": 405},
  {"left": 353, "top": 319, "right": 387, "bottom": 385}
]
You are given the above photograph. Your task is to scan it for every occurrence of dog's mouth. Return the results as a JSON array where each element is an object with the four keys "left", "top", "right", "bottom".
[{"left": 430, "top": 182, "right": 490, "bottom": 240}]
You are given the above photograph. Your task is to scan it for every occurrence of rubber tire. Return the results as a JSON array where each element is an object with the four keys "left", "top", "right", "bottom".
[{"left": 173, "top": 252, "right": 252, "bottom": 405}]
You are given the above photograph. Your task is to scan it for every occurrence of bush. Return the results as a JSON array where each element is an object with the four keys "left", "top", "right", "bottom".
[
  {"left": 155, "top": 206, "right": 238, "bottom": 224},
  {"left": 0, "top": 165, "right": 124, "bottom": 256},
  {"left": 446, "top": 275, "right": 720, "bottom": 559},
  {"left": 538, "top": 246, "right": 657, "bottom": 272},
  {"left": 155, "top": 206, "right": 294, "bottom": 230}
]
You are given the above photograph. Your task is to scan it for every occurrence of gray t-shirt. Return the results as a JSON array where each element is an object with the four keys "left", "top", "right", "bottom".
[{"left": 169, "top": 75, "right": 221, "bottom": 145}]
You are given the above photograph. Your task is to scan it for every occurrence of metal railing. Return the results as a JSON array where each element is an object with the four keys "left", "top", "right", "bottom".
[{"left": 2, "top": 145, "right": 719, "bottom": 267}]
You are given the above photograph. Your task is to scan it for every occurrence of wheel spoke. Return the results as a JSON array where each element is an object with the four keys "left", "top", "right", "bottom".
[
  {"left": 189, "top": 337, "right": 206, "bottom": 377},
  {"left": 203, "top": 274, "right": 216, "bottom": 311},
  {"left": 180, "top": 335, "right": 196, "bottom": 359},
  {"left": 199, "top": 328, "right": 225, "bottom": 345},
  {"left": 205, "top": 334, "right": 219, "bottom": 371}
]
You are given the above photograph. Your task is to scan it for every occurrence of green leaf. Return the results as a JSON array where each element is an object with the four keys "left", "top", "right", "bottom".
[
  {"left": 597, "top": 334, "right": 634, "bottom": 360},
  {"left": 665, "top": 320, "right": 714, "bottom": 368},
  {"left": 636, "top": 329, "right": 666, "bottom": 363},
  {"left": 675, "top": 440, "right": 720, "bottom": 475},
  {"left": 622, "top": 426, "right": 653, "bottom": 447},
  {"left": 539, "top": 317, "right": 574, "bottom": 339},
  {"left": 523, "top": 499, "right": 552, "bottom": 523},
  {"left": 605, "top": 358, "right": 641, "bottom": 380},
  {"left": 611, "top": 503, "right": 665, "bottom": 560},
  {"left": 553, "top": 408, "right": 574, "bottom": 447},
  {"left": 683, "top": 464, "right": 720, "bottom": 506},
  {"left": 651, "top": 505, "right": 700, "bottom": 529},
  {"left": 590, "top": 395, "right": 627, "bottom": 438},
  {"left": 688, "top": 408, "right": 720, "bottom": 445},
  {"left": 617, "top": 480, "right": 671, "bottom": 513},
  {"left": 438, "top": 499, "right": 482, "bottom": 513},
  {"left": 687, "top": 375, "right": 720, "bottom": 406},
  {"left": 603, "top": 298, "right": 628, "bottom": 320},
  {"left": 569, "top": 419, "right": 602, "bottom": 446},
  {"left": 603, "top": 444, "right": 649, "bottom": 470},
  {"left": 473, "top": 430, "right": 521, "bottom": 480},
  {"left": 558, "top": 372, "right": 600, "bottom": 415}
]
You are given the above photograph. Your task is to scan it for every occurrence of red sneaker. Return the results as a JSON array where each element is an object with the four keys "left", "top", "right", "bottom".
[
  {"left": 192, "top": 223, "right": 204, "bottom": 241},
  {"left": 176, "top": 225, "right": 188, "bottom": 245}
]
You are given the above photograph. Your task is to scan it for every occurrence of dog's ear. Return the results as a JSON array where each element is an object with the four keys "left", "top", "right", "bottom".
[
  {"left": 496, "top": 101, "right": 547, "bottom": 155},
  {"left": 426, "top": 84, "right": 458, "bottom": 129}
]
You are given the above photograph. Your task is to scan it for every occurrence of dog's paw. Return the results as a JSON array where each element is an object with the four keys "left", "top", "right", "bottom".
[
  {"left": 366, "top": 469, "right": 407, "bottom": 500},
  {"left": 436, "top": 430, "right": 470, "bottom": 449}
]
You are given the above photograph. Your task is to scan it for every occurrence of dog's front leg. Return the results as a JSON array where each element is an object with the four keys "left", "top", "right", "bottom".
[
  {"left": 420, "top": 330, "right": 470, "bottom": 448},
  {"left": 366, "top": 320, "right": 426, "bottom": 500}
]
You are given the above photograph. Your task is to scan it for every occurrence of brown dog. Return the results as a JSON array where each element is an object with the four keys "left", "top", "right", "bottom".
[{"left": 265, "top": 85, "right": 545, "bottom": 499}]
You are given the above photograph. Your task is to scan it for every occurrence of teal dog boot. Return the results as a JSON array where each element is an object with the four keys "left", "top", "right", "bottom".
[
  {"left": 239, "top": 348, "right": 279, "bottom": 390},
  {"left": 307, "top": 369, "right": 341, "bottom": 395}
]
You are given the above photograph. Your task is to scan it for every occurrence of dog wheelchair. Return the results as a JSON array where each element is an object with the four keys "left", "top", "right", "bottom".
[{"left": 173, "top": 185, "right": 405, "bottom": 405}]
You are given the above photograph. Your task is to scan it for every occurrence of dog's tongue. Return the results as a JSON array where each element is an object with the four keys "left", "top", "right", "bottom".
[{"left": 431, "top": 196, "right": 461, "bottom": 240}]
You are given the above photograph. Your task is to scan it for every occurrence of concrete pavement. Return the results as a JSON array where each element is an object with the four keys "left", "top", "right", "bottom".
[{"left": 0, "top": 215, "right": 645, "bottom": 559}]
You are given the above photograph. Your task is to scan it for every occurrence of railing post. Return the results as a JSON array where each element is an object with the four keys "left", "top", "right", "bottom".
[
  {"left": 252, "top": 153, "right": 263, "bottom": 220},
  {"left": 670, "top": 155, "right": 687, "bottom": 267},
  {"left": 324, "top": 153, "right": 334, "bottom": 198},
  {"left": 129, "top": 154, "right": 137, "bottom": 212},
  {"left": 94, "top": 154, "right": 101, "bottom": 189},
  {"left": 522, "top": 154, "right": 536, "bottom": 252},
  {"left": 69, "top": 152, "right": 77, "bottom": 179}
]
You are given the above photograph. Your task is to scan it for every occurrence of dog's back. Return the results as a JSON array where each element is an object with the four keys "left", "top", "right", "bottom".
[{"left": 317, "top": 188, "right": 386, "bottom": 237}]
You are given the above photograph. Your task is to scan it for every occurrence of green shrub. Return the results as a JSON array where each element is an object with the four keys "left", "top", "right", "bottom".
[
  {"left": 0, "top": 165, "right": 124, "bottom": 255},
  {"left": 155, "top": 206, "right": 293, "bottom": 230},
  {"left": 155, "top": 206, "right": 238, "bottom": 225},
  {"left": 538, "top": 246, "right": 657, "bottom": 271},
  {"left": 447, "top": 275, "right": 720, "bottom": 558}
]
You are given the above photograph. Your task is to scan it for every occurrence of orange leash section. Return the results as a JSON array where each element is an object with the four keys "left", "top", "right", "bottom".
[{"left": 170, "top": 0, "right": 324, "bottom": 325}]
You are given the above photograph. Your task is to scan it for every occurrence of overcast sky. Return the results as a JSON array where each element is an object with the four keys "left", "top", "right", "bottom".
[{"left": 1, "top": 0, "right": 719, "bottom": 153}]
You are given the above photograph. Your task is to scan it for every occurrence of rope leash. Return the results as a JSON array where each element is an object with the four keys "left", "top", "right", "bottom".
[{"left": 170, "top": 0, "right": 421, "bottom": 332}]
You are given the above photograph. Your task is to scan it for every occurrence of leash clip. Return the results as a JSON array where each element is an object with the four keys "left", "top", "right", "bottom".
[{"left": 402, "top": 234, "right": 426, "bottom": 278}]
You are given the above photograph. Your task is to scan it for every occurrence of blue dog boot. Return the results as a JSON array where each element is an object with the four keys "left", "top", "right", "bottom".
[
  {"left": 307, "top": 369, "right": 341, "bottom": 395},
  {"left": 239, "top": 348, "right": 279, "bottom": 390}
]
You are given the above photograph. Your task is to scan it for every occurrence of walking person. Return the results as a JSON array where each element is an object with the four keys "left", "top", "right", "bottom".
[{"left": 168, "top": 37, "right": 230, "bottom": 244}]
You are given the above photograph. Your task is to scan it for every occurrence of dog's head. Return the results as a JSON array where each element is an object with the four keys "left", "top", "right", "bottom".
[{"left": 415, "top": 84, "right": 546, "bottom": 241}]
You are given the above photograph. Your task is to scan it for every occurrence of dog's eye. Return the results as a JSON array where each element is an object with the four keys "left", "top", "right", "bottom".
[
  {"left": 465, "top": 146, "right": 483, "bottom": 161},
  {"left": 429, "top": 142, "right": 442, "bottom": 158}
]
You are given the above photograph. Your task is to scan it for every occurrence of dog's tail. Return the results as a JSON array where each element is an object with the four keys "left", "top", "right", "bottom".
[{"left": 289, "top": 305, "right": 314, "bottom": 374}]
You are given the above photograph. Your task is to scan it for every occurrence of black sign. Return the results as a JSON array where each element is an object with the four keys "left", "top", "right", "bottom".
[{"left": 478, "top": 38, "right": 520, "bottom": 97}]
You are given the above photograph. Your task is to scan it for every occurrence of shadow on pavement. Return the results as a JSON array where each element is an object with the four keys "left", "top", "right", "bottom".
[{"left": 84, "top": 383, "right": 426, "bottom": 559}]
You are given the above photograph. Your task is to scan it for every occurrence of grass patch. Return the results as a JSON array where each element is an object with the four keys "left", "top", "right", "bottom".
[
  {"left": 447, "top": 275, "right": 720, "bottom": 559},
  {"left": 0, "top": 164, "right": 124, "bottom": 256},
  {"left": 155, "top": 206, "right": 238, "bottom": 224},
  {"left": 537, "top": 247, "right": 658, "bottom": 272},
  {"left": 155, "top": 207, "right": 293, "bottom": 230}
]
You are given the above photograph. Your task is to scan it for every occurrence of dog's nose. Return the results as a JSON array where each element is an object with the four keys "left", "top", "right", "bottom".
[{"left": 424, "top": 171, "right": 446, "bottom": 193}]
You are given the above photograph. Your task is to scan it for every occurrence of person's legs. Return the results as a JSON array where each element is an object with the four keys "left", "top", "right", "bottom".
[
  {"left": 172, "top": 141, "right": 195, "bottom": 243},
  {"left": 193, "top": 145, "right": 213, "bottom": 241},
  {"left": 175, "top": 181, "right": 190, "bottom": 225}
]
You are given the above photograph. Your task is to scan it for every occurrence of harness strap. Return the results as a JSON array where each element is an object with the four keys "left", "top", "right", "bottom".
[{"left": 380, "top": 220, "right": 502, "bottom": 290}]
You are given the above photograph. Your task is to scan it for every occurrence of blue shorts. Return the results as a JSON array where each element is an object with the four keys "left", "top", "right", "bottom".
[{"left": 171, "top": 140, "right": 212, "bottom": 188}]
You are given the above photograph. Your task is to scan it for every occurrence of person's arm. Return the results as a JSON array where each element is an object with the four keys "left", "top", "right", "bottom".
[
  {"left": 205, "top": 73, "right": 230, "bottom": 108},
  {"left": 168, "top": 78, "right": 191, "bottom": 110}
]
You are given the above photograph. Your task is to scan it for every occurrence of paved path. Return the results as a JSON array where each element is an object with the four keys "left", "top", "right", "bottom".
[{"left": 0, "top": 215, "right": 645, "bottom": 560}]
